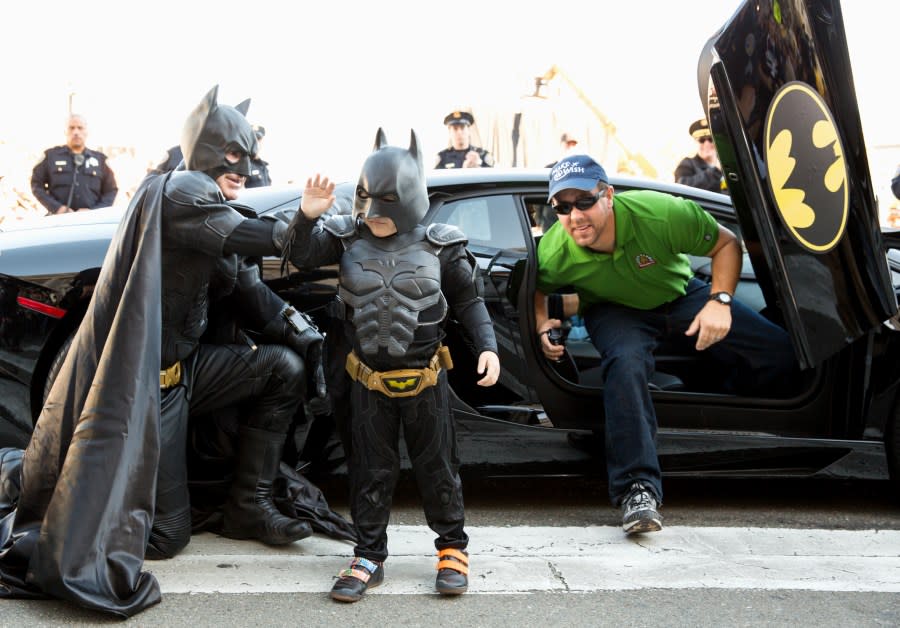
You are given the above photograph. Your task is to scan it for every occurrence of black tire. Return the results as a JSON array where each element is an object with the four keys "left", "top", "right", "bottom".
[{"left": 42, "top": 332, "right": 75, "bottom": 404}]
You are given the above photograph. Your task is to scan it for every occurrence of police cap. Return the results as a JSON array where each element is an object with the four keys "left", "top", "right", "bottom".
[
  {"left": 444, "top": 111, "right": 474, "bottom": 126},
  {"left": 689, "top": 118, "right": 711, "bottom": 141}
]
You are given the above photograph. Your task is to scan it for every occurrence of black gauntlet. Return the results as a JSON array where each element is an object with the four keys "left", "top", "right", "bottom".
[{"left": 263, "top": 305, "right": 327, "bottom": 399}]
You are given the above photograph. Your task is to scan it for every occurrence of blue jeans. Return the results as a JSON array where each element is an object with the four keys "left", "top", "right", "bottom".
[{"left": 583, "top": 279, "right": 798, "bottom": 506}]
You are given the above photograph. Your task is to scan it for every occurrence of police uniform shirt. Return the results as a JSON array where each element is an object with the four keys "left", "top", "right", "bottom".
[
  {"left": 244, "top": 157, "right": 272, "bottom": 188},
  {"left": 435, "top": 146, "right": 494, "bottom": 169},
  {"left": 31, "top": 145, "right": 118, "bottom": 213},
  {"left": 674, "top": 155, "right": 728, "bottom": 194}
]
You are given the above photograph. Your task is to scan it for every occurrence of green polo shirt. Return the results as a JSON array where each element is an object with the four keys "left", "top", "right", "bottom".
[{"left": 537, "top": 189, "right": 719, "bottom": 310}]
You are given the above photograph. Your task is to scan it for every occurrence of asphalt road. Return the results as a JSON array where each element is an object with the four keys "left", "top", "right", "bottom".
[
  {"left": 5, "top": 590, "right": 898, "bottom": 628},
  {"left": 318, "top": 473, "right": 900, "bottom": 531},
  {"left": 4, "top": 474, "right": 897, "bottom": 626}
]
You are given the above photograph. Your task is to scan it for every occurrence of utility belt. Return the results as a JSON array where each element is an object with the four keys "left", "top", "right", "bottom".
[
  {"left": 346, "top": 346, "right": 453, "bottom": 398},
  {"left": 160, "top": 361, "right": 182, "bottom": 390}
]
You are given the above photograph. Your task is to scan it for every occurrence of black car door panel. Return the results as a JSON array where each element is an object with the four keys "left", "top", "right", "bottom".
[
  {"left": 432, "top": 193, "right": 538, "bottom": 406},
  {"left": 702, "top": 0, "right": 897, "bottom": 369}
]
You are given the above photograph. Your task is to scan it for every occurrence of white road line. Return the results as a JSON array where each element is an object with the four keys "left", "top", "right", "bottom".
[{"left": 146, "top": 526, "right": 900, "bottom": 594}]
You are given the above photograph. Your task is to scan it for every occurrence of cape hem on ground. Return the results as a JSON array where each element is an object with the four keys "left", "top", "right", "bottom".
[{"left": 0, "top": 174, "right": 164, "bottom": 617}]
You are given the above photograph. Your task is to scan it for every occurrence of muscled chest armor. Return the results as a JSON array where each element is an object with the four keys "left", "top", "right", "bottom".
[
  {"left": 159, "top": 171, "right": 244, "bottom": 367},
  {"left": 161, "top": 251, "right": 237, "bottom": 367},
  {"left": 339, "top": 231, "right": 446, "bottom": 361}
]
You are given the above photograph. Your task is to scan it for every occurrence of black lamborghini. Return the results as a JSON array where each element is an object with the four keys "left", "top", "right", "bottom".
[{"left": 2, "top": 0, "right": 899, "bottom": 489}]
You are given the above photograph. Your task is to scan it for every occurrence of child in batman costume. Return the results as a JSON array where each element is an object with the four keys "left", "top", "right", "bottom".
[
  {"left": 0, "top": 86, "right": 326, "bottom": 617},
  {"left": 286, "top": 129, "right": 501, "bottom": 602}
]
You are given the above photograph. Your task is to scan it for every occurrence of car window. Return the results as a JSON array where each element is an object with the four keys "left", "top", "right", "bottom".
[
  {"left": 525, "top": 198, "right": 556, "bottom": 236},
  {"left": 435, "top": 195, "right": 527, "bottom": 252}
]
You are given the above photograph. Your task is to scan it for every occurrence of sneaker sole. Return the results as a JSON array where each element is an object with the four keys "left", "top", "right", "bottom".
[
  {"left": 623, "top": 517, "right": 663, "bottom": 535},
  {"left": 330, "top": 577, "right": 382, "bottom": 602},
  {"left": 436, "top": 585, "right": 468, "bottom": 595}
]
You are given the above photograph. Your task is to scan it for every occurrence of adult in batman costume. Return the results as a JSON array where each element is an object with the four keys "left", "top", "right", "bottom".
[
  {"left": 286, "top": 129, "right": 501, "bottom": 602},
  {"left": 0, "top": 86, "right": 329, "bottom": 617}
]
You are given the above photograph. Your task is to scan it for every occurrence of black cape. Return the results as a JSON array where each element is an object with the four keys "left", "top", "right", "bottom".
[
  {"left": 0, "top": 174, "right": 165, "bottom": 616},
  {"left": 0, "top": 174, "right": 357, "bottom": 616}
]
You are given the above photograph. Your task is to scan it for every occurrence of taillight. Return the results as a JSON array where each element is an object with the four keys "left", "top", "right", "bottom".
[{"left": 17, "top": 296, "right": 66, "bottom": 319}]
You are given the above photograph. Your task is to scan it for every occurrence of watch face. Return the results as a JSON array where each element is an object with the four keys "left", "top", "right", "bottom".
[{"left": 714, "top": 292, "right": 733, "bottom": 304}]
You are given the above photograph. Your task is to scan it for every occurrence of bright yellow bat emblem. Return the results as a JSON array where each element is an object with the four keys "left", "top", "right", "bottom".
[{"left": 386, "top": 377, "right": 419, "bottom": 390}]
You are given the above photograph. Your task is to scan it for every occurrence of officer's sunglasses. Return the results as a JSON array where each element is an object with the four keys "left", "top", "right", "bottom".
[{"left": 553, "top": 192, "right": 601, "bottom": 215}]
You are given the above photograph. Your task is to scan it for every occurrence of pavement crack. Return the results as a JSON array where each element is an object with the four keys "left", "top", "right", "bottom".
[{"left": 548, "top": 560, "right": 570, "bottom": 591}]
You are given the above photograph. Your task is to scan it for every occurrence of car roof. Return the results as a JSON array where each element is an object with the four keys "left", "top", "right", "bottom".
[
  {"left": 0, "top": 169, "right": 733, "bottom": 235},
  {"left": 0, "top": 205, "right": 126, "bottom": 233},
  {"left": 426, "top": 166, "right": 732, "bottom": 205}
]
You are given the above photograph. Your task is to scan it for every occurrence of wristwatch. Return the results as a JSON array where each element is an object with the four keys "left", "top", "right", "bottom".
[{"left": 709, "top": 291, "right": 733, "bottom": 306}]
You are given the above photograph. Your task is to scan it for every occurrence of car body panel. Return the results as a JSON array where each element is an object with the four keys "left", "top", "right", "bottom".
[{"left": 3, "top": 167, "right": 900, "bottom": 482}]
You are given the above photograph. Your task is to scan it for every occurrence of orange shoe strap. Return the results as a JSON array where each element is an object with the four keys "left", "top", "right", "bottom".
[
  {"left": 437, "top": 560, "right": 469, "bottom": 575},
  {"left": 437, "top": 548, "right": 469, "bottom": 564},
  {"left": 436, "top": 548, "right": 469, "bottom": 574}
]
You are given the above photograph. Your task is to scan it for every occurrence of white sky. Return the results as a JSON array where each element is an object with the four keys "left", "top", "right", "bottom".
[{"left": 2, "top": 0, "right": 897, "bottom": 202}]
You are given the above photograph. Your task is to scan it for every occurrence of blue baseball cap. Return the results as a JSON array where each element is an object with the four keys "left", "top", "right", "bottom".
[{"left": 548, "top": 155, "right": 608, "bottom": 201}]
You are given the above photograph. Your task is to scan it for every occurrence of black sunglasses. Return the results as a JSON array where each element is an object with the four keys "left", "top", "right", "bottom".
[
  {"left": 698, "top": 136, "right": 714, "bottom": 144},
  {"left": 553, "top": 192, "right": 601, "bottom": 215}
]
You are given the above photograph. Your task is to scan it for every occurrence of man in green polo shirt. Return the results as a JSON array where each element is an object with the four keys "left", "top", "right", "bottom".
[{"left": 534, "top": 155, "right": 797, "bottom": 535}]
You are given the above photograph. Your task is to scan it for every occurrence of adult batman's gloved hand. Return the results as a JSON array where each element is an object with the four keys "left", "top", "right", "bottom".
[
  {"left": 263, "top": 305, "right": 327, "bottom": 399},
  {"left": 306, "top": 339, "right": 327, "bottom": 400}
]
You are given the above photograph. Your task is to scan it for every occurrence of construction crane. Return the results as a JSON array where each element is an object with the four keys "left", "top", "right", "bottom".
[{"left": 535, "top": 65, "right": 658, "bottom": 179}]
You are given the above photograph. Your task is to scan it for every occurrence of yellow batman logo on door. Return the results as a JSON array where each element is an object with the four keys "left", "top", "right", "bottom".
[{"left": 764, "top": 81, "right": 848, "bottom": 253}]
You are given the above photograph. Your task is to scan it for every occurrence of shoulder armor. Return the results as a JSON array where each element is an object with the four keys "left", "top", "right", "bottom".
[
  {"left": 166, "top": 170, "right": 222, "bottom": 204},
  {"left": 426, "top": 223, "right": 468, "bottom": 247},
  {"left": 323, "top": 213, "right": 357, "bottom": 238},
  {"left": 227, "top": 201, "right": 258, "bottom": 219}
]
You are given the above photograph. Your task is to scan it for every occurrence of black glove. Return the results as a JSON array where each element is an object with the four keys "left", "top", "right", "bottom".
[
  {"left": 263, "top": 305, "right": 327, "bottom": 399},
  {"left": 305, "top": 337, "right": 327, "bottom": 400},
  {"left": 279, "top": 209, "right": 305, "bottom": 276},
  {"left": 269, "top": 218, "right": 289, "bottom": 252}
]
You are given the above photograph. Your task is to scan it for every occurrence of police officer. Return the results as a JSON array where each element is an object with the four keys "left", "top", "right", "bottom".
[
  {"left": 673, "top": 118, "right": 728, "bottom": 194},
  {"left": 435, "top": 111, "right": 494, "bottom": 169},
  {"left": 245, "top": 124, "right": 272, "bottom": 188},
  {"left": 31, "top": 114, "right": 118, "bottom": 215}
]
